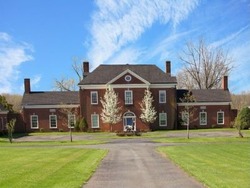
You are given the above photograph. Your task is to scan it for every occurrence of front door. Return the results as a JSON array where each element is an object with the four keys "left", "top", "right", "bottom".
[{"left": 123, "top": 111, "right": 136, "bottom": 131}]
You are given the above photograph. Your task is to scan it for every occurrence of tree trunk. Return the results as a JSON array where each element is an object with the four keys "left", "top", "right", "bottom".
[
  {"left": 187, "top": 123, "right": 190, "bottom": 139},
  {"left": 238, "top": 129, "right": 244, "bottom": 138},
  {"left": 70, "top": 127, "right": 73, "bottom": 142}
]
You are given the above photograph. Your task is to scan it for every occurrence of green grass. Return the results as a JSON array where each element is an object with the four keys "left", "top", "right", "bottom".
[
  {"left": 158, "top": 141, "right": 250, "bottom": 188},
  {"left": 0, "top": 147, "right": 108, "bottom": 188}
]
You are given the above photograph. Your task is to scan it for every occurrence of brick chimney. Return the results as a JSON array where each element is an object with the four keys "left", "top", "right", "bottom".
[
  {"left": 24, "top": 78, "right": 31, "bottom": 93},
  {"left": 166, "top": 61, "right": 171, "bottom": 76},
  {"left": 222, "top": 76, "right": 228, "bottom": 90},
  {"left": 83, "top": 61, "right": 89, "bottom": 73}
]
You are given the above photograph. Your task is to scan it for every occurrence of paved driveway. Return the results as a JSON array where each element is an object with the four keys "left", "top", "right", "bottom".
[{"left": 83, "top": 139, "right": 204, "bottom": 188}]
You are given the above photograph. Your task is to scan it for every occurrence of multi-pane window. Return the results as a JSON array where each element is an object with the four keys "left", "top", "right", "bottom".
[
  {"left": 31, "top": 115, "right": 39, "bottom": 129},
  {"left": 181, "top": 112, "right": 189, "bottom": 125},
  {"left": 49, "top": 115, "right": 57, "bottom": 128},
  {"left": 68, "top": 115, "right": 76, "bottom": 128},
  {"left": 159, "top": 90, "right": 166, "bottom": 103},
  {"left": 159, "top": 113, "right": 167, "bottom": 126},
  {"left": 91, "top": 91, "right": 98, "bottom": 104},
  {"left": 200, "top": 112, "right": 207, "bottom": 125},
  {"left": 91, "top": 114, "right": 99, "bottom": 128},
  {"left": 217, "top": 111, "right": 224, "bottom": 124},
  {"left": 125, "top": 90, "right": 133, "bottom": 105}
]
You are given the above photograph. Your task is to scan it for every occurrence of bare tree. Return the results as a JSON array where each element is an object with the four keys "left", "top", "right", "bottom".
[
  {"left": 100, "top": 87, "right": 122, "bottom": 132},
  {"left": 54, "top": 57, "right": 84, "bottom": 91},
  {"left": 2, "top": 94, "right": 22, "bottom": 112},
  {"left": 231, "top": 91, "right": 250, "bottom": 110},
  {"left": 178, "top": 39, "right": 233, "bottom": 89},
  {"left": 139, "top": 89, "right": 157, "bottom": 126},
  {"left": 58, "top": 105, "right": 79, "bottom": 142},
  {"left": 180, "top": 91, "right": 196, "bottom": 139}
]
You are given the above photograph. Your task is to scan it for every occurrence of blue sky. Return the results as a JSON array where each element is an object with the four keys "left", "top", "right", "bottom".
[{"left": 0, "top": 0, "right": 249, "bottom": 94}]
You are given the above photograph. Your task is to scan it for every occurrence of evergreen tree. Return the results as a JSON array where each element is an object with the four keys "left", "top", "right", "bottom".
[{"left": 234, "top": 107, "right": 250, "bottom": 138}]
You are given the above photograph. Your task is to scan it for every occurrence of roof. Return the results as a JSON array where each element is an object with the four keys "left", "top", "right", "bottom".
[
  {"left": 22, "top": 91, "right": 79, "bottom": 106},
  {"left": 177, "top": 89, "right": 231, "bottom": 103},
  {"left": 79, "top": 64, "right": 177, "bottom": 85}
]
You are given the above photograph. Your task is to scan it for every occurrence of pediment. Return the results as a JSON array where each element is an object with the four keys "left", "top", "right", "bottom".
[{"left": 107, "top": 69, "right": 150, "bottom": 85}]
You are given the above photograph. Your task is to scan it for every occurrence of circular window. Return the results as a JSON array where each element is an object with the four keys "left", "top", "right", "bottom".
[{"left": 125, "top": 75, "right": 132, "bottom": 82}]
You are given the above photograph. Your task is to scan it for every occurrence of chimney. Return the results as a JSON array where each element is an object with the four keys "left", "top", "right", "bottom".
[
  {"left": 166, "top": 61, "right": 171, "bottom": 76},
  {"left": 83, "top": 61, "right": 89, "bottom": 73},
  {"left": 222, "top": 76, "right": 228, "bottom": 90},
  {"left": 24, "top": 78, "right": 31, "bottom": 93}
]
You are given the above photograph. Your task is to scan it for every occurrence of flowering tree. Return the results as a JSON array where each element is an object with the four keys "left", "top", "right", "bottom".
[
  {"left": 140, "top": 89, "right": 157, "bottom": 127},
  {"left": 100, "top": 87, "right": 122, "bottom": 132}
]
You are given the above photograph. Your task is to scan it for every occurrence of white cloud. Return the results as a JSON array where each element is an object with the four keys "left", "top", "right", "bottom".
[
  {"left": 0, "top": 32, "right": 33, "bottom": 94},
  {"left": 87, "top": 0, "right": 200, "bottom": 68}
]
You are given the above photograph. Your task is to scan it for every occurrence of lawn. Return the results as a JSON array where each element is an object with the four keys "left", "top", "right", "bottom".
[
  {"left": 0, "top": 147, "right": 107, "bottom": 188},
  {"left": 158, "top": 141, "right": 250, "bottom": 188}
]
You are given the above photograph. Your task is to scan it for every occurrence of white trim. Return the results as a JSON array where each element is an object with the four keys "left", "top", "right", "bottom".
[
  {"left": 199, "top": 112, "right": 207, "bottom": 125},
  {"left": 23, "top": 104, "right": 79, "bottom": 109},
  {"left": 217, "top": 111, "right": 224, "bottom": 125},
  {"left": 177, "top": 102, "right": 231, "bottom": 106},
  {"left": 159, "top": 112, "right": 167, "bottom": 126},
  {"left": 107, "top": 69, "right": 150, "bottom": 85},
  {"left": 159, "top": 90, "right": 166, "bottom": 103},
  {"left": 30, "top": 115, "right": 39, "bottom": 129},
  {"left": 49, "top": 115, "right": 57, "bottom": 128},
  {"left": 79, "top": 83, "right": 177, "bottom": 90},
  {"left": 91, "top": 91, "right": 98, "bottom": 105},
  {"left": 0, "top": 111, "right": 8, "bottom": 114}
]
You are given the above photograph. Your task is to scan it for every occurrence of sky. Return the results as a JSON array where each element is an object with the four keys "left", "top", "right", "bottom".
[{"left": 0, "top": 0, "right": 249, "bottom": 94}]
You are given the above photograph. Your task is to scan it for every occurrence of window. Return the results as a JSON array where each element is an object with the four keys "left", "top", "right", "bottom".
[
  {"left": 91, "top": 91, "right": 98, "bottom": 104},
  {"left": 68, "top": 115, "right": 76, "bottom": 128},
  {"left": 181, "top": 112, "right": 189, "bottom": 125},
  {"left": 159, "top": 90, "right": 166, "bottom": 103},
  {"left": 217, "top": 111, "right": 224, "bottom": 125},
  {"left": 125, "top": 90, "right": 133, "bottom": 105},
  {"left": 159, "top": 113, "right": 167, "bottom": 126},
  {"left": 200, "top": 112, "right": 207, "bottom": 125},
  {"left": 91, "top": 114, "right": 99, "bottom": 128},
  {"left": 31, "top": 115, "right": 39, "bottom": 129},
  {"left": 49, "top": 115, "right": 57, "bottom": 128}
]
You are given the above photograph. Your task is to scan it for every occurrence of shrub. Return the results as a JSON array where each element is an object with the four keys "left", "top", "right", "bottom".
[{"left": 116, "top": 132, "right": 125, "bottom": 136}]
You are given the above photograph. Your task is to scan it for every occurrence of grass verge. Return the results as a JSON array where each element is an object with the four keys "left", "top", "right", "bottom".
[
  {"left": 0, "top": 147, "right": 107, "bottom": 188},
  {"left": 158, "top": 141, "right": 250, "bottom": 188}
]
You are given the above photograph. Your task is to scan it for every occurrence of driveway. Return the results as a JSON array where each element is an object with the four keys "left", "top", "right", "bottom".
[{"left": 83, "top": 139, "right": 205, "bottom": 188}]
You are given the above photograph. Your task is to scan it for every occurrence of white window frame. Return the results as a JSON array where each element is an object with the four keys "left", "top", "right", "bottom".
[
  {"left": 91, "top": 91, "right": 98, "bottom": 105},
  {"left": 217, "top": 111, "right": 224, "bottom": 125},
  {"left": 49, "top": 115, "right": 57, "bottom": 128},
  {"left": 199, "top": 112, "right": 207, "bottom": 125},
  {"left": 125, "top": 90, "right": 133, "bottom": 105},
  {"left": 159, "top": 90, "right": 166, "bottom": 103},
  {"left": 181, "top": 111, "right": 189, "bottom": 126},
  {"left": 31, "top": 115, "right": 39, "bottom": 129},
  {"left": 159, "top": 113, "right": 167, "bottom": 126},
  {"left": 68, "top": 114, "right": 76, "bottom": 128},
  {"left": 91, "top": 114, "right": 99, "bottom": 128}
]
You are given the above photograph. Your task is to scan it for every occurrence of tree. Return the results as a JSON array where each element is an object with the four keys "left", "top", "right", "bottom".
[
  {"left": 54, "top": 57, "right": 84, "bottom": 91},
  {"left": 234, "top": 107, "right": 250, "bottom": 138},
  {"left": 100, "top": 87, "right": 122, "bottom": 132},
  {"left": 58, "top": 106, "right": 79, "bottom": 142},
  {"left": 180, "top": 91, "right": 196, "bottom": 139},
  {"left": 0, "top": 95, "right": 13, "bottom": 112},
  {"left": 6, "top": 118, "right": 16, "bottom": 143},
  {"left": 3, "top": 94, "right": 22, "bottom": 112},
  {"left": 231, "top": 91, "right": 250, "bottom": 110},
  {"left": 178, "top": 38, "right": 233, "bottom": 89},
  {"left": 139, "top": 89, "right": 157, "bottom": 127}
]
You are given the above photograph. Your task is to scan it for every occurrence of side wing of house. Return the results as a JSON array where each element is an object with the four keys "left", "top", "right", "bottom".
[{"left": 22, "top": 79, "right": 80, "bottom": 132}]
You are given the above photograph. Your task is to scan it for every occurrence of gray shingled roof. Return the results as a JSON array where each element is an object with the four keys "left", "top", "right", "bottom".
[
  {"left": 177, "top": 89, "right": 231, "bottom": 103},
  {"left": 22, "top": 91, "right": 79, "bottom": 106},
  {"left": 79, "top": 64, "right": 177, "bottom": 85}
]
